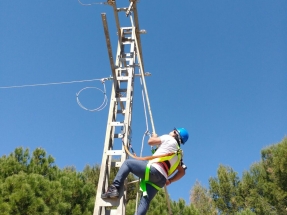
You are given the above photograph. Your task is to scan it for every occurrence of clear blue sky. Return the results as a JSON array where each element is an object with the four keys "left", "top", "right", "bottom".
[{"left": 1, "top": 0, "right": 287, "bottom": 204}]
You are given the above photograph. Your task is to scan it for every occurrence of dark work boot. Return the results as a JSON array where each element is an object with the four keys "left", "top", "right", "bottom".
[{"left": 101, "top": 185, "right": 119, "bottom": 199}]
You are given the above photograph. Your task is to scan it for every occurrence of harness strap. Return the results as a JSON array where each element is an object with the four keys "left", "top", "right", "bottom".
[
  {"left": 124, "top": 141, "right": 183, "bottom": 197},
  {"left": 140, "top": 149, "right": 182, "bottom": 196},
  {"left": 145, "top": 162, "right": 151, "bottom": 181},
  {"left": 140, "top": 180, "right": 161, "bottom": 196},
  {"left": 140, "top": 162, "right": 161, "bottom": 196}
]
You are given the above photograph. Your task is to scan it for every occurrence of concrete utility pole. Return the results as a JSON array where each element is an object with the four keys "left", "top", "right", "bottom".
[{"left": 93, "top": 1, "right": 153, "bottom": 214}]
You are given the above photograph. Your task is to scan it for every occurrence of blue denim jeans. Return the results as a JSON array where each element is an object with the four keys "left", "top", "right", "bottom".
[{"left": 113, "top": 159, "right": 166, "bottom": 215}]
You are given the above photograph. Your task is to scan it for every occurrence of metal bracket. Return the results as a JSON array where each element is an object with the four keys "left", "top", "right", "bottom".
[
  {"left": 126, "top": 2, "right": 133, "bottom": 17},
  {"left": 107, "top": 0, "right": 115, "bottom": 6}
]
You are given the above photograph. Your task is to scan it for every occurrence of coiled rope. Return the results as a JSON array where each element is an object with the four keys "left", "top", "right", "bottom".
[{"left": 76, "top": 78, "right": 108, "bottom": 112}]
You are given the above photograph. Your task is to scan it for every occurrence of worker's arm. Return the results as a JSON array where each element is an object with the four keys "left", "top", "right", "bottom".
[
  {"left": 148, "top": 133, "right": 161, "bottom": 146},
  {"left": 166, "top": 165, "right": 185, "bottom": 186}
]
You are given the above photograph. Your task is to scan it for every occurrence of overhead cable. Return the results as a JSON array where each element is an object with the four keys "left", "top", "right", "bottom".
[
  {"left": 0, "top": 78, "right": 105, "bottom": 89},
  {"left": 77, "top": 0, "right": 108, "bottom": 6},
  {"left": 0, "top": 77, "right": 110, "bottom": 112}
]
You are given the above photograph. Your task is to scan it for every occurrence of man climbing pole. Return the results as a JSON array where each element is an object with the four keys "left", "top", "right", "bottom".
[{"left": 101, "top": 127, "right": 189, "bottom": 215}]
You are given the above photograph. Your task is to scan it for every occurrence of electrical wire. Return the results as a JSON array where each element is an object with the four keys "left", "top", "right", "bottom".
[
  {"left": 0, "top": 77, "right": 110, "bottom": 112},
  {"left": 0, "top": 78, "right": 104, "bottom": 89},
  {"left": 77, "top": 0, "right": 108, "bottom": 6}
]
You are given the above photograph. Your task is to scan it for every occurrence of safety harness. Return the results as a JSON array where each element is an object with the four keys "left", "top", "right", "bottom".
[
  {"left": 123, "top": 141, "right": 183, "bottom": 196},
  {"left": 140, "top": 146, "right": 182, "bottom": 196}
]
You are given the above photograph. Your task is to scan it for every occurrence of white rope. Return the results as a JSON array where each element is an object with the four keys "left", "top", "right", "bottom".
[
  {"left": 76, "top": 81, "right": 108, "bottom": 112},
  {"left": 0, "top": 78, "right": 103, "bottom": 89},
  {"left": 135, "top": 74, "right": 173, "bottom": 215},
  {"left": 132, "top": 26, "right": 156, "bottom": 135},
  {"left": 133, "top": 69, "right": 152, "bottom": 213},
  {"left": 139, "top": 75, "right": 151, "bottom": 155}
]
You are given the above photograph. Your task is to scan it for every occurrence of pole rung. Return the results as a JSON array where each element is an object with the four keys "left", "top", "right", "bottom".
[
  {"left": 110, "top": 122, "right": 125, "bottom": 126},
  {"left": 97, "top": 199, "right": 120, "bottom": 207},
  {"left": 116, "top": 7, "right": 128, "bottom": 12},
  {"left": 122, "top": 41, "right": 133, "bottom": 45},
  {"left": 112, "top": 97, "right": 128, "bottom": 102},
  {"left": 109, "top": 209, "right": 118, "bottom": 215}
]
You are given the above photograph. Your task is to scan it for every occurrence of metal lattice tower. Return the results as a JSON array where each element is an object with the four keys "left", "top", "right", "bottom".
[{"left": 93, "top": 1, "right": 152, "bottom": 214}]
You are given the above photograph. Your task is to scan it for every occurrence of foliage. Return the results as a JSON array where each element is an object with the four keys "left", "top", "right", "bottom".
[
  {"left": 0, "top": 147, "right": 94, "bottom": 215},
  {"left": 190, "top": 181, "right": 217, "bottom": 215},
  {"left": 170, "top": 198, "right": 199, "bottom": 215},
  {"left": 235, "top": 208, "right": 256, "bottom": 215},
  {"left": 239, "top": 163, "right": 277, "bottom": 215},
  {"left": 126, "top": 189, "right": 197, "bottom": 215},
  {"left": 261, "top": 137, "right": 287, "bottom": 213},
  {"left": 2, "top": 137, "right": 287, "bottom": 214},
  {"left": 205, "top": 137, "right": 287, "bottom": 215},
  {"left": 0, "top": 147, "right": 195, "bottom": 215},
  {"left": 209, "top": 165, "right": 243, "bottom": 214}
]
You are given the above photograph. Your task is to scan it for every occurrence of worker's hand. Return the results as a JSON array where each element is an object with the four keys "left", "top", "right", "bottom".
[
  {"left": 151, "top": 133, "right": 158, "bottom": 138},
  {"left": 166, "top": 179, "right": 172, "bottom": 186}
]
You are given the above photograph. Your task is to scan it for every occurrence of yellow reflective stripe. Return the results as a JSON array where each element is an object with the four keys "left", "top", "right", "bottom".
[
  {"left": 168, "top": 154, "right": 181, "bottom": 176},
  {"left": 140, "top": 179, "right": 161, "bottom": 197},
  {"left": 145, "top": 162, "right": 151, "bottom": 181},
  {"left": 148, "top": 147, "right": 182, "bottom": 177}
]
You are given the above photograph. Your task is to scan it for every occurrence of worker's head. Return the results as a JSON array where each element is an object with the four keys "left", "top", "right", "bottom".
[{"left": 172, "top": 128, "right": 189, "bottom": 144}]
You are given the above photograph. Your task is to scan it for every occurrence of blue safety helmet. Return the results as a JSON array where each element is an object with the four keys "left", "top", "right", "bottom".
[{"left": 175, "top": 128, "right": 189, "bottom": 144}]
